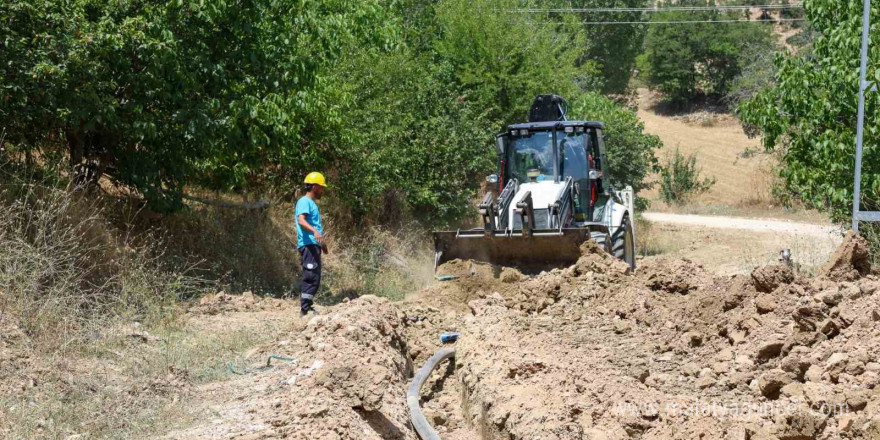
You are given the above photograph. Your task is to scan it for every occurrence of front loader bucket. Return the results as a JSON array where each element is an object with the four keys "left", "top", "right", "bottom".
[{"left": 433, "top": 228, "right": 593, "bottom": 273}]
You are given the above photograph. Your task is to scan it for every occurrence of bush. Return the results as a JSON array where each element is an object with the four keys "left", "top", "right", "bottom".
[{"left": 659, "top": 148, "right": 716, "bottom": 205}]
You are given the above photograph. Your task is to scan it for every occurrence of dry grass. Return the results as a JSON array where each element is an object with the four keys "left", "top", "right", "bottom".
[
  {"left": 0, "top": 314, "right": 284, "bottom": 439},
  {"left": 635, "top": 215, "right": 681, "bottom": 258},
  {"left": 0, "top": 165, "right": 437, "bottom": 439},
  {"left": 636, "top": 88, "right": 829, "bottom": 224},
  {"left": 637, "top": 89, "right": 771, "bottom": 204},
  {"left": 0, "top": 178, "right": 271, "bottom": 439},
  {"left": 161, "top": 189, "right": 437, "bottom": 304},
  {"left": 319, "top": 223, "right": 435, "bottom": 304},
  {"left": 0, "top": 172, "right": 434, "bottom": 437},
  {"left": 0, "top": 183, "right": 206, "bottom": 350},
  {"left": 0, "top": 172, "right": 299, "bottom": 439}
]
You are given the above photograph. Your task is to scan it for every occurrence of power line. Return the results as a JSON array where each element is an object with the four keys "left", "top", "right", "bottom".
[
  {"left": 510, "top": 4, "right": 804, "bottom": 14},
  {"left": 551, "top": 18, "right": 806, "bottom": 24}
]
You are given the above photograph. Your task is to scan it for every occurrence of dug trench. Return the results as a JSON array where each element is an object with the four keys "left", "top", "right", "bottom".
[{"left": 164, "top": 233, "right": 880, "bottom": 440}]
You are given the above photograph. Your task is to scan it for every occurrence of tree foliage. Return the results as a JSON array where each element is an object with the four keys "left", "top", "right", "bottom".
[
  {"left": 323, "top": 0, "right": 591, "bottom": 224},
  {"left": 327, "top": 0, "right": 661, "bottom": 224},
  {"left": 432, "top": 0, "right": 588, "bottom": 124},
  {"left": 566, "top": 0, "right": 652, "bottom": 94},
  {"left": 0, "top": 0, "right": 391, "bottom": 211},
  {"left": 2, "top": 0, "right": 662, "bottom": 226},
  {"left": 740, "top": 0, "right": 880, "bottom": 222},
  {"left": 638, "top": 1, "right": 775, "bottom": 104},
  {"left": 325, "top": 52, "right": 495, "bottom": 225}
]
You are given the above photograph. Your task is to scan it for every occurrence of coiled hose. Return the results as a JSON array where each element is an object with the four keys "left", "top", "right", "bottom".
[{"left": 407, "top": 347, "right": 456, "bottom": 440}]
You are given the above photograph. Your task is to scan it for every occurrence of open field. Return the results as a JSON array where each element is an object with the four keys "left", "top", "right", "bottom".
[{"left": 635, "top": 88, "right": 828, "bottom": 224}]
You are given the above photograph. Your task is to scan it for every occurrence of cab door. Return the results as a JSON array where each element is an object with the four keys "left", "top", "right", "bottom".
[
  {"left": 559, "top": 128, "right": 591, "bottom": 221},
  {"left": 587, "top": 128, "right": 610, "bottom": 222}
]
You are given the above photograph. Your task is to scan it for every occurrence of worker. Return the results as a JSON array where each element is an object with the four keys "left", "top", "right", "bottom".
[{"left": 296, "top": 172, "right": 329, "bottom": 316}]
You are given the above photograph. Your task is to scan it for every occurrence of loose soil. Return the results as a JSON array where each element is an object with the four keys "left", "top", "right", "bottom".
[
  {"left": 160, "top": 235, "right": 878, "bottom": 439},
  {"left": 4, "top": 235, "right": 879, "bottom": 439}
]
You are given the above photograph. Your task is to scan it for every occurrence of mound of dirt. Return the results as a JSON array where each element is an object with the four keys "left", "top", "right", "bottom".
[
  {"left": 821, "top": 232, "right": 871, "bottom": 281},
  {"left": 751, "top": 264, "right": 795, "bottom": 293},
  {"left": 166, "top": 295, "right": 418, "bottom": 440},
  {"left": 419, "top": 239, "right": 880, "bottom": 440},
  {"left": 640, "top": 258, "right": 710, "bottom": 294},
  {"left": 167, "top": 236, "right": 880, "bottom": 440}
]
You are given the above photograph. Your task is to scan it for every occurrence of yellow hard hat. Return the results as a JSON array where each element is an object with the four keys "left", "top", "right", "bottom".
[{"left": 304, "top": 171, "right": 327, "bottom": 187}]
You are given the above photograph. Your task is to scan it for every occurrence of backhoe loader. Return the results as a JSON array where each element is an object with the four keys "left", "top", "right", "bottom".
[{"left": 433, "top": 94, "right": 636, "bottom": 272}]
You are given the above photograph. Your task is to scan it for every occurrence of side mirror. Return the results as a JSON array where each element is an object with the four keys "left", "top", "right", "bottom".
[
  {"left": 486, "top": 174, "right": 499, "bottom": 184},
  {"left": 495, "top": 135, "right": 507, "bottom": 155},
  {"left": 589, "top": 170, "right": 600, "bottom": 180}
]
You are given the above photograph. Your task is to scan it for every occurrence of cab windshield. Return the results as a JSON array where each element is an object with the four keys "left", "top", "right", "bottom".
[{"left": 509, "top": 130, "right": 586, "bottom": 183}]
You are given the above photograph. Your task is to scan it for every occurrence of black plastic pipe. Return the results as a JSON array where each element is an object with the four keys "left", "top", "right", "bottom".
[{"left": 407, "top": 347, "right": 456, "bottom": 440}]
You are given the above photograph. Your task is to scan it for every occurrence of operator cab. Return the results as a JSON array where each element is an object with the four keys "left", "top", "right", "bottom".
[{"left": 496, "top": 120, "right": 610, "bottom": 223}]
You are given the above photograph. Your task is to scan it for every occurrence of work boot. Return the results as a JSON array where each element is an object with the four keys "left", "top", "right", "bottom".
[{"left": 300, "top": 306, "right": 319, "bottom": 317}]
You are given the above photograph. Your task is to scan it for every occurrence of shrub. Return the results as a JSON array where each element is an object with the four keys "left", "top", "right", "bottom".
[{"left": 659, "top": 148, "right": 716, "bottom": 205}]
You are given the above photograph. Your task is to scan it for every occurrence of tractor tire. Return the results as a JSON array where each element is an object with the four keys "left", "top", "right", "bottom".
[
  {"left": 590, "top": 231, "right": 610, "bottom": 254},
  {"left": 612, "top": 215, "right": 636, "bottom": 270}
]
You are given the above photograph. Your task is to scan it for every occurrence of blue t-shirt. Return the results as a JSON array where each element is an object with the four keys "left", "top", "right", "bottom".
[{"left": 295, "top": 196, "right": 323, "bottom": 248}]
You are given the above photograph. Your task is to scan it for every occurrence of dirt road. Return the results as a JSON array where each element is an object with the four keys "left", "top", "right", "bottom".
[
  {"left": 642, "top": 212, "right": 844, "bottom": 239},
  {"left": 639, "top": 213, "right": 844, "bottom": 276}
]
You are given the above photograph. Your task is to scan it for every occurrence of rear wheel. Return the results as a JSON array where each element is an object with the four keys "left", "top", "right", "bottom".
[{"left": 612, "top": 215, "right": 636, "bottom": 270}]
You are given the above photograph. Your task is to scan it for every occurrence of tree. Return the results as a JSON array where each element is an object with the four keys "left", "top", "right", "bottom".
[
  {"left": 432, "top": 0, "right": 592, "bottom": 125},
  {"left": 324, "top": 52, "right": 496, "bottom": 226},
  {"left": 2, "top": 0, "right": 662, "bottom": 227},
  {"left": 571, "top": 0, "right": 652, "bottom": 94},
  {"left": 0, "top": 0, "right": 390, "bottom": 212},
  {"left": 320, "top": 0, "right": 605, "bottom": 225},
  {"left": 638, "top": 1, "right": 775, "bottom": 104},
  {"left": 739, "top": 0, "right": 880, "bottom": 222}
]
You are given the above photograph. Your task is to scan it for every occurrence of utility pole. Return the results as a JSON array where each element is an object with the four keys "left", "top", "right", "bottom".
[{"left": 853, "top": 0, "right": 877, "bottom": 231}]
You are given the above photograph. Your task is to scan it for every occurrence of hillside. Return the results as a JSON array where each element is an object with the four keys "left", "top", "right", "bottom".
[{"left": 632, "top": 87, "right": 841, "bottom": 275}]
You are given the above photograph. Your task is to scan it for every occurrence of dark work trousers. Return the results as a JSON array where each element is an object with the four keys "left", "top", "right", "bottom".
[{"left": 299, "top": 244, "right": 322, "bottom": 313}]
